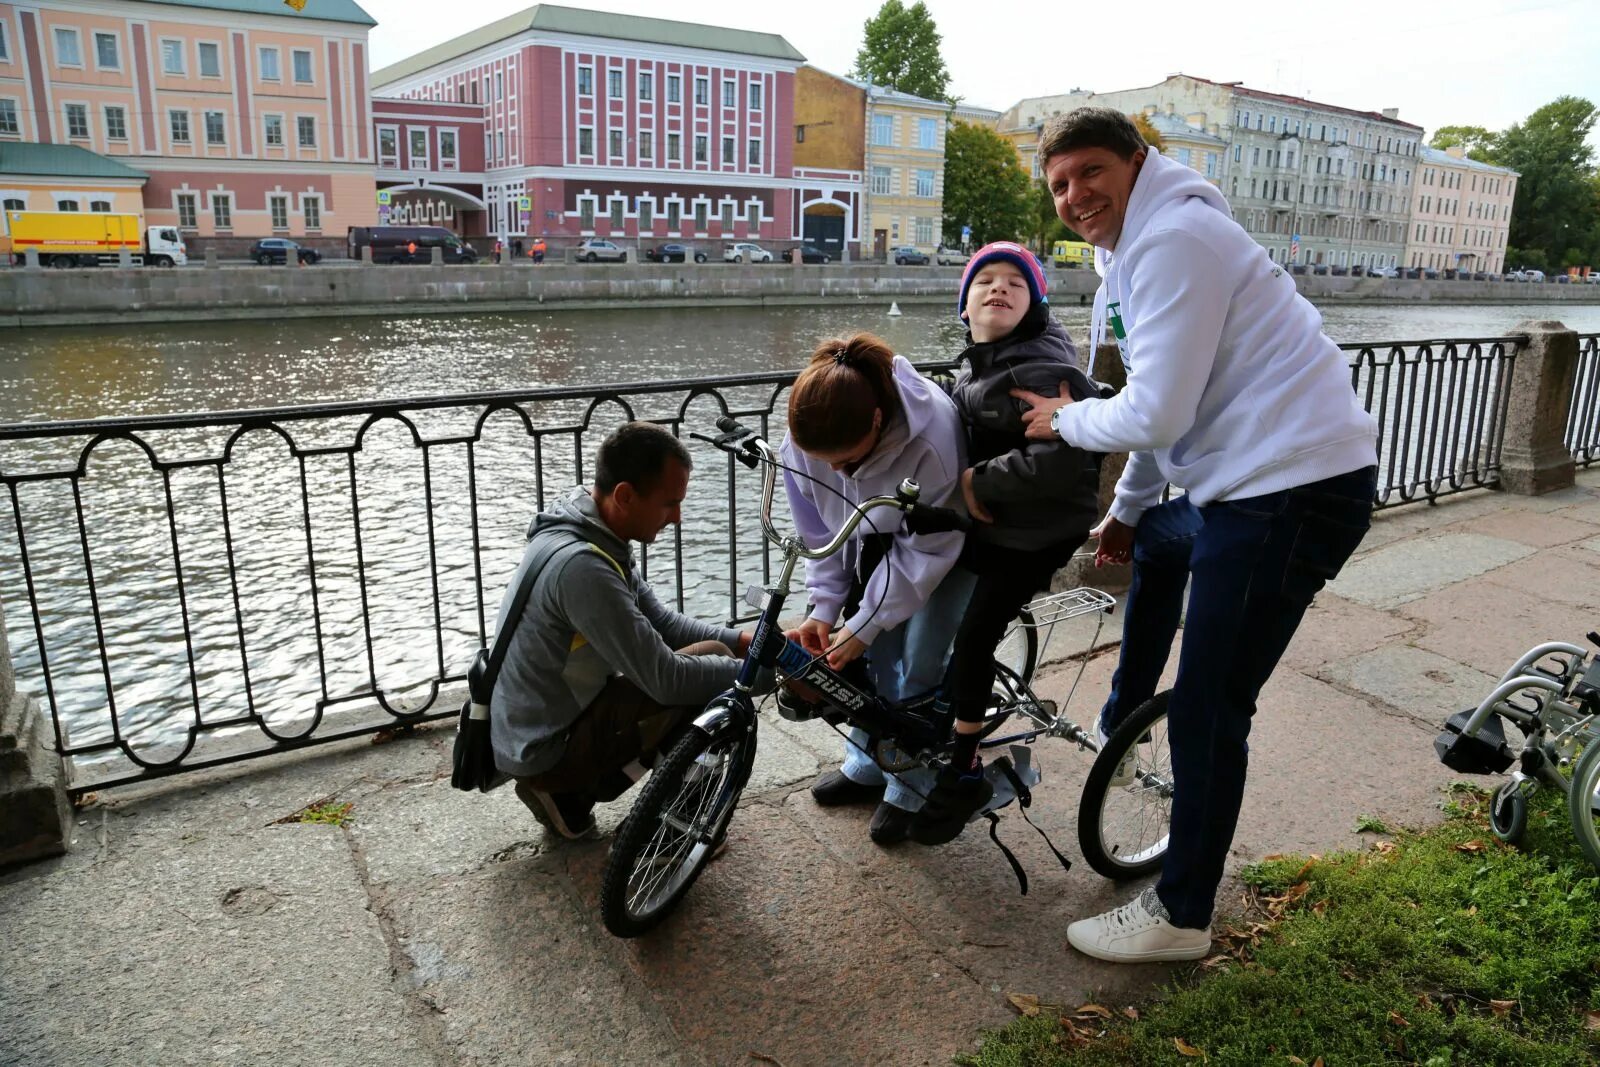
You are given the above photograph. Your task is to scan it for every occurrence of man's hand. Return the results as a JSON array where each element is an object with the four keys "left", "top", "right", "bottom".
[
  {"left": 1092, "top": 515, "right": 1135, "bottom": 567},
  {"left": 1009, "top": 387, "right": 1073, "bottom": 441},
  {"left": 786, "top": 618, "right": 831, "bottom": 656},
  {"left": 960, "top": 467, "right": 993, "bottom": 524},
  {"left": 825, "top": 627, "right": 868, "bottom": 670},
  {"left": 736, "top": 630, "right": 754, "bottom": 656}
]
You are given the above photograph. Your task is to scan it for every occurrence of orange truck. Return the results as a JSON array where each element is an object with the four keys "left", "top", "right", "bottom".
[{"left": 3, "top": 210, "right": 187, "bottom": 267}]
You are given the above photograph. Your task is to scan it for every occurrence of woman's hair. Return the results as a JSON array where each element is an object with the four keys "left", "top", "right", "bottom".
[{"left": 787, "top": 333, "right": 903, "bottom": 453}]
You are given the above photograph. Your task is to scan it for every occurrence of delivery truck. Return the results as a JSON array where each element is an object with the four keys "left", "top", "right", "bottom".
[{"left": 3, "top": 211, "right": 188, "bottom": 267}]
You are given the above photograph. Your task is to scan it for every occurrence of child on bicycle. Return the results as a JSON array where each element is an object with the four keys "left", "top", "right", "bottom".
[
  {"left": 780, "top": 332, "right": 975, "bottom": 845},
  {"left": 910, "top": 241, "right": 1104, "bottom": 845}
]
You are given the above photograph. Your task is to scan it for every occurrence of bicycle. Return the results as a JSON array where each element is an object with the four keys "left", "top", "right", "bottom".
[
  {"left": 1435, "top": 630, "right": 1600, "bottom": 868},
  {"left": 597, "top": 417, "right": 1178, "bottom": 938}
]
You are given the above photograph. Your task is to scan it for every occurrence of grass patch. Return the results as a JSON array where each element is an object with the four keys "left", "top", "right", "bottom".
[
  {"left": 283, "top": 801, "right": 354, "bottom": 827},
  {"left": 962, "top": 786, "right": 1600, "bottom": 1066}
]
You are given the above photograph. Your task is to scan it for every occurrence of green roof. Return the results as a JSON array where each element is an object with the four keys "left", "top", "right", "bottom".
[
  {"left": 371, "top": 3, "right": 804, "bottom": 87},
  {"left": 0, "top": 143, "right": 148, "bottom": 181},
  {"left": 138, "top": 0, "right": 375, "bottom": 26}
]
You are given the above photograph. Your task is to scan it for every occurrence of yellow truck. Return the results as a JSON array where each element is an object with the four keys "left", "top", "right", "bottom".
[
  {"left": 1051, "top": 239, "right": 1095, "bottom": 269},
  {"left": 3, "top": 211, "right": 187, "bottom": 268}
]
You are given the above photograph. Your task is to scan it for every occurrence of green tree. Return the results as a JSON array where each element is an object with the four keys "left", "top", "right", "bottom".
[
  {"left": 1131, "top": 113, "right": 1166, "bottom": 154},
  {"left": 943, "top": 120, "right": 1031, "bottom": 247},
  {"left": 1496, "top": 96, "right": 1599, "bottom": 269},
  {"left": 850, "top": 0, "right": 951, "bottom": 102},
  {"left": 1429, "top": 124, "right": 1496, "bottom": 162}
]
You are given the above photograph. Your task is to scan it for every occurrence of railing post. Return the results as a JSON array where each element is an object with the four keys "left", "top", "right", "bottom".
[
  {"left": 361, "top": 244, "right": 374, "bottom": 266},
  {"left": 1499, "top": 320, "right": 1578, "bottom": 495},
  {"left": 1057, "top": 340, "right": 1131, "bottom": 593},
  {"left": 0, "top": 593, "right": 72, "bottom": 868},
  {"left": 23, "top": 249, "right": 39, "bottom": 270},
  {"left": 431, "top": 245, "right": 444, "bottom": 267},
  {"left": 204, "top": 247, "right": 218, "bottom": 270}
]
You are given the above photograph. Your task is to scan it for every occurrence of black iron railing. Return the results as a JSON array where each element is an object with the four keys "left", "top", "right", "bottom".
[
  {"left": 1569, "top": 334, "right": 1600, "bottom": 467},
  {"left": 0, "top": 337, "right": 1541, "bottom": 790}
]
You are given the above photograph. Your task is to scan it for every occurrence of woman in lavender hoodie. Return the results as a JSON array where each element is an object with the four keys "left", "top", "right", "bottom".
[{"left": 779, "top": 332, "right": 974, "bottom": 845}]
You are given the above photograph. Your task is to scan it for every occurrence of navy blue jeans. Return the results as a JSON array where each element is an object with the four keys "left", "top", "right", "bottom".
[{"left": 1101, "top": 465, "right": 1377, "bottom": 929}]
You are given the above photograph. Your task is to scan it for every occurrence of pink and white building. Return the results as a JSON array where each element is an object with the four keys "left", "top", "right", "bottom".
[{"left": 369, "top": 5, "right": 805, "bottom": 251}]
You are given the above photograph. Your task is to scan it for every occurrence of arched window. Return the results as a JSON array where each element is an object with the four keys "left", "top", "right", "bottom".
[
  {"left": 56, "top": 199, "right": 79, "bottom": 211},
  {"left": 90, "top": 199, "right": 112, "bottom": 212},
  {"left": 3, "top": 198, "right": 24, "bottom": 213}
]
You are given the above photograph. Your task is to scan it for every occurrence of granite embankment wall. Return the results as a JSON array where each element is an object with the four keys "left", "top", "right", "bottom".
[{"left": 2, "top": 262, "right": 1596, "bottom": 328}]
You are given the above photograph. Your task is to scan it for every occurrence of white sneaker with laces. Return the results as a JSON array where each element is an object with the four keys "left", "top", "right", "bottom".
[
  {"left": 1066, "top": 888, "right": 1212, "bottom": 963},
  {"left": 1096, "top": 721, "right": 1136, "bottom": 788}
]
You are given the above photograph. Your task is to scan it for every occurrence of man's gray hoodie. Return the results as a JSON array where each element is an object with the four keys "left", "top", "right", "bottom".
[{"left": 489, "top": 488, "right": 742, "bottom": 778}]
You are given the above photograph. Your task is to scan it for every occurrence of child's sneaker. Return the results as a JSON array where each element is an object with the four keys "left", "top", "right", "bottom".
[
  {"left": 1066, "top": 888, "right": 1211, "bottom": 963},
  {"left": 1096, "top": 719, "right": 1136, "bottom": 788},
  {"left": 910, "top": 763, "right": 994, "bottom": 845}
]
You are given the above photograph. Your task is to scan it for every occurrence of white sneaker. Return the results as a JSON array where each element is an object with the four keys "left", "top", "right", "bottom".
[
  {"left": 1066, "top": 888, "right": 1212, "bottom": 963},
  {"left": 1096, "top": 721, "right": 1136, "bottom": 788}
]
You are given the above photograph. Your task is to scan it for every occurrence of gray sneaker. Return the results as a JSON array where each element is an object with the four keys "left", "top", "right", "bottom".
[
  {"left": 1096, "top": 721, "right": 1136, "bottom": 788},
  {"left": 515, "top": 781, "right": 599, "bottom": 841}
]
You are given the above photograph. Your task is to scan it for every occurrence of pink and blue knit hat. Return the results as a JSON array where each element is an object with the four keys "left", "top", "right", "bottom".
[{"left": 957, "top": 241, "right": 1048, "bottom": 320}]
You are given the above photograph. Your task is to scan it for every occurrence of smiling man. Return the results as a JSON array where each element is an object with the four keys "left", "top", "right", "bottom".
[{"left": 1010, "top": 108, "right": 1380, "bottom": 963}]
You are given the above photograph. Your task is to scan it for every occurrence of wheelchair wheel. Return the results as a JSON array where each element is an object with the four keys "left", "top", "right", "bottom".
[
  {"left": 1566, "top": 740, "right": 1600, "bottom": 871},
  {"left": 1489, "top": 779, "right": 1528, "bottom": 845},
  {"left": 600, "top": 725, "right": 751, "bottom": 938},
  {"left": 1078, "top": 689, "right": 1173, "bottom": 880}
]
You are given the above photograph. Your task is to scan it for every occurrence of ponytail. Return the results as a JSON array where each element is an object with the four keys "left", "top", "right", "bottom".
[{"left": 788, "top": 333, "right": 903, "bottom": 453}]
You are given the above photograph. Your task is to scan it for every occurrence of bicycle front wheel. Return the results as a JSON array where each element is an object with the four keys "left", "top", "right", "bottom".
[
  {"left": 1567, "top": 738, "right": 1600, "bottom": 871},
  {"left": 600, "top": 724, "right": 751, "bottom": 938},
  {"left": 1078, "top": 689, "right": 1174, "bottom": 880}
]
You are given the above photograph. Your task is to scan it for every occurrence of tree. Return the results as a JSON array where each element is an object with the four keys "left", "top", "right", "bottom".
[
  {"left": 1131, "top": 114, "right": 1166, "bottom": 154},
  {"left": 943, "top": 120, "right": 1031, "bottom": 247},
  {"left": 1495, "top": 96, "right": 1599, "bottom": 269},
  {"left": 1429, "top": 125, "right": 1496, "bottom": 162},
  {"left": 851, "top": 0, "right": 951, "bottom": 102}
]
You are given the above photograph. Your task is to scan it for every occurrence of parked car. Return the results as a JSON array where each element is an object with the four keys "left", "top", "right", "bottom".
[
  {"left": 1403, "top": 267, "right": 1423, "bottom": 279},
  {"left": 723, "top": 242, "right": 771, "bottom": 263},
  {"left": 250, "top": 238, "right": 320, "bottom": 265},
  {"left": 1524, "top": 268, "right": 1546, "bottom": 282},
  {"left": 1421, "top": 268, "right": 1440, "bottom": 280},
  {"left": 1368, "top": 265, "right": 1398, "bottom": 279},
  {"left": 1311, "top": 264, "right": 1329, "bottom": 276},
  {"left": 1585, "top": 273, "right": 1600, "bottom": 284},
  {"left": 1471, "top": 271, "right": 1489, "bottom": 282},
  {"left": 783, "top": 243, "right": 830, "bottom": 264},
  {"left": 644, "top": 242, "right": 706, "bottom": 263},
  {"left": 1555, "top": 272, "right": 1571, "bottom": 283},
  {"left": 1289, "top": 263, "right": 1308, "bottom": 275},
  {"left": 348, "top": 225, "right": 476, "bottom": 264},
  {"left": 934, "top": 245, "right": 970, "bottom": 266},
  {"left": 891, "top": 245, "right": 930, "bottom": 266},
  {"left": 1330, "top": 265, "right": 1349, "bottom": 276},
  {"left": 576, "top": 238, "right": 628, "bottom": 263}
]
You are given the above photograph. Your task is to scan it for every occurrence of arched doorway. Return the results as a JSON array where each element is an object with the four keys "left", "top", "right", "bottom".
[{"left": 801, "top": 200, "right": 848, "bottom": 258}]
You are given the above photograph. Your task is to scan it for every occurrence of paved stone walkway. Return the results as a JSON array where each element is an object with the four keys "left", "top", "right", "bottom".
[{"left": 4, "top": 469, "right": 1599, "bottom": 1066}]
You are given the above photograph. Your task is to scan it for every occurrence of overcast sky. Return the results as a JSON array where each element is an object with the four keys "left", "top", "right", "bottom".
[{"left": 362, "top": 0, "right": 1597, "bottom": 138}]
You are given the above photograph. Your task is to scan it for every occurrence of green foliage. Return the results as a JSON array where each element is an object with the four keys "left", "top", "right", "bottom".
[
  {"left": 850, "top": 0, "right": 951, "bottom": 103},
  {"left": 1027, "top": 177, "right": 1075, "bottom": 253},
  {"left": 943, "top": 121, "right": 1031, "bottom": 247},
  {"left": 1354, "top": 813, "right": 1390, "bottom": 834},
  {"left": 962, "top": 786, "right": 1600, "bottom": 1066},
  {"left": 1131, "top": 114, "right": 1165, "bottom": 154},
  {"left": 1497, "top": 96, "right": 1600, "bottom": 271},
  {"left": 1430, "top": 125, "right": 1497, "bottom": 162},
  {"left": 293, "top": 801, "right": 353, "bottom": 826}
]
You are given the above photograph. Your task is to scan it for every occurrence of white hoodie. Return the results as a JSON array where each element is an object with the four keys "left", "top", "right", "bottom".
[
  {"left": 1057, "top": 148, "right": 1378, "bottom": 526},
  {"left": 780, "top": 356, "right": 966, "bottom": 646}
]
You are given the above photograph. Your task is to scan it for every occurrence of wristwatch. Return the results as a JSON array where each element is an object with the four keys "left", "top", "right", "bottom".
[{"left": 1049, "top": 405, "right": 1064, "bottom": 438}]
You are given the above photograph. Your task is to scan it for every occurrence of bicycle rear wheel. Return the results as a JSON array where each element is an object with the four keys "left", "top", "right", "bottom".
[
  {"left": 1078, "top": 689, "right": 1174, "bottom": 879},
  {"left": 600, "top": 724, "right": 751, "bottom": 938},
  {"left": 1566, "top": 739, "right": 1600, "bottom": 871},
  {"left": 980, "top": 609, "right": 1040, "bottom": 740}
]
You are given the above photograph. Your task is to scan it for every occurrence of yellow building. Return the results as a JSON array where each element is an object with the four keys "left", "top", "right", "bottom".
[
  {"left": 793, "top": 66, "right": 864, "bottom": 260},
  {"left": 861, "top": 82, "right": 948, "bottom": 259}
]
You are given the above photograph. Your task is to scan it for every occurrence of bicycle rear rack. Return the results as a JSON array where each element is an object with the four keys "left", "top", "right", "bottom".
[{"left": 1021, "top": 588, "right": 1117, "bottom": 628}]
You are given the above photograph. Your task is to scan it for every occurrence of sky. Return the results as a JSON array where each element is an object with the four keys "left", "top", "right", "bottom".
[{"left": 360, "top": 0, "right": 1599, "bottom": 138}]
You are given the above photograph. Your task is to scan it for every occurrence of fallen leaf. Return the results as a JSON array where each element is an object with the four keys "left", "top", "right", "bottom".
[
  {"left": 1293, "top": 858, "right": 1317, "bottom": 880},
  {"left": 1312, "top": 899, "right": 1329, "bottom": 916},
  {"left": 1007, "top": 993, "right": 1041, "bottom": 1017},
  {"left": 1416, "top": 992, "right": 1434, "bottom": 1012},
  {"left": 1584, "top": 1009, "right": 1600, "bottom": 1031},
  {"left": 1287, "top": 1057, "right": 1306, "bottom": 1066},
  {"left": 1262, "top": 852, "right": 1285, "bottom": 861},
  {"left": 1372, "top": 839, "right": 1397, "bottom": 855},
  {"left": 1388, "top": 1010, "right": 1410, "bottom": 1028},
  {"left": 1466, "top": 905, "right": 1478, "bottom": 916},
  {"left": 1074, "top": 1003, "right": 1113, "bottom": 1019},
  {"left": 1312, "top": 1058, "right": 1325, "bottom": 1067},
  {"left": 1199, "top": 954, "right": 1234, "bottom": 970},
  {"left": 1122, "top": 1006, "right": 1140, "bottom": 1021},
  {"left": 1490, "top": 999, "right": 1516, "bottom": 1018},
  {"left": 1174, "top": 1036, "right": 1205, "bottom": 1058},
  {"left": 1455, "top": 840, "right": 1486, "bottom": 853}
]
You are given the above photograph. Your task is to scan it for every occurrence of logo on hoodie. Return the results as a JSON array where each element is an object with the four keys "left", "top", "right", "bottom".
[{"left": 1107, "top": 301, "right": 1130, "bottom": 365}]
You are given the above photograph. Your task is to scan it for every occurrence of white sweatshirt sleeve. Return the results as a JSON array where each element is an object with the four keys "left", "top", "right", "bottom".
[{"left": 1109, "top": 450, "right": 1169, "bottom": 527}]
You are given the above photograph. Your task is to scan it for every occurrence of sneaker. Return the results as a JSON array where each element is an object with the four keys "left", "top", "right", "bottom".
[
  {"left": 1066, "top": 887, "right": 1211, "bottom": 963},
  {"left": 1097, "top": 720, "right": 1136, "bottom": 788},
  {"left": 517, "top": 782, "right": 599, "bottom": 841},
  {"left": 868, "top": 801, "right": 915, "bottom": 845},
  {"left": 810, "top": 769, "right": 885, "bottom": 807},
  {"left": 910, "top": 763, "right": 994, "bottom": 846}
]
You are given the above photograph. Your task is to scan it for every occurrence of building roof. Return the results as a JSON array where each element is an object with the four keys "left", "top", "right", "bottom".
[
  {"left": 371, "top": 4, "right": 804, "bottom": 87},
  {"left": 1144, "top": 111, "right": 1227, "bottom": 147},
  {"left": 137, "top": 0, "right": 375, "bottom": 26},
  {"left": 1419, "top": 145, "right": 1519, "bottom": 177},
  {"left": 0, "top": 143, "right": 148, "bottom": 181},
  {"left": 1176, "top": 74, "right": 1424, "bottom": 132}
]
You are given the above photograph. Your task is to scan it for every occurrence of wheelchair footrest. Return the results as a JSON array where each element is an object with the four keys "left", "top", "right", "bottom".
[{"left": 1435, "top": 708, "right": 1514, "bottom": 775}]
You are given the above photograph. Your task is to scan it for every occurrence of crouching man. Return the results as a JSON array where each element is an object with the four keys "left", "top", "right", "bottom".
[{"left": 490, "top": 421, "right": 751, "bottom": 839}]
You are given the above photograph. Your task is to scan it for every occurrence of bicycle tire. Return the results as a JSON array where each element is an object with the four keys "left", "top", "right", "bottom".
[
  {"left": 1078, "top": 689, "right": 1174, "bottom": 880},
  {"left": 1566, "top": 739, "right": 1600, "bottom": 871},
  {"left": 976, "top": 608, "right": 1040, "bottom": 740},
  {"left": 599, "top": 725, "right": 751, "bottom": 938}
]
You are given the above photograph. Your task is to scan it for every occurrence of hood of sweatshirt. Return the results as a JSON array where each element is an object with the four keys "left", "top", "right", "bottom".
[
  {"left": 836, "top": 355, "right": 954, "bottom": 489},
  {"left": 525, "top": 487, "right": 632, "bottom": 569}
]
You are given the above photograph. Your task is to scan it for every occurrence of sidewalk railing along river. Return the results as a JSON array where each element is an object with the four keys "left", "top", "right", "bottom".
[{"left": 0, "top": 333, "right": 1594, "bottom": 791}]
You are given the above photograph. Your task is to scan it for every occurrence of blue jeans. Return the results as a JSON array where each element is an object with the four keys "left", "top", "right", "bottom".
[
  {"left": 1101, "top": 466, "right": 1376, "bottom": 928},
  {"left": 841, "top": 566, "right": 977, "bottom": 811}
]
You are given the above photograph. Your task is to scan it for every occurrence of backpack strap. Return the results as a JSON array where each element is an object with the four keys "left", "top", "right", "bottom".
[
  {"left": 468, "top": 531, "right": 590, "bottom": 706},
  {"left": 984, "top": 755, "right": 1074, "bottom": 896}
]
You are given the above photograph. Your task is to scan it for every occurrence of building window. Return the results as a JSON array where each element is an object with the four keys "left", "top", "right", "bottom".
[
  {"left": 579, "top": 199, "right": 594, "bottom": 230},
  {"left": 297, "top": 116, "right": 316, "bottom": 147},
  {"left": 176, "top": 193, "right": 197, "bottom": 228},
  {"left": 1175, "top": 147, "right": 1191, "bottom": 167},
  {"left": 578, "top": 127, "right": 594, "bottom": 156},
  {"left": 608, "top": 69, "right": 622, "bottom": 98},
  {"left": 270, "top": 194, "right": 289, "bottom": 230},
  {"left": 495, "top": 72, "right": 503, "bottom": 101},
  {"left": 259, "top": 46, "right": 280, "bottom": 81},
  {"left": 694, "top": 77, "right": 708, "bottom": 105},
  {"left": 0, "top": 100, "right": 16, "bottom": 136},
  {"left": 303, "top": 195, "right": 320, "bottom": 230},
  {"left": 439, "top": 130, "right": 457, "bottom": 166},
  {"left": 639, "top": 71, "right": 653, "bottom": 100},
  {"left": 161, "top": 38, "right": 184, "bottom": 75},
  {"left": 198, "top": 41, "right": 221, "bottom": 78},
  {"left": 212, "top": 194, "right": 232, "bottom": 229},
  {"left": 639, "top": 130, "right": 653, "bottom": 159},
  {"left": 378, "top": 126, "right": 397, "bottom": 163},
  {"left": 205, "top": 111, "right": 225, "bottom": 145},
  {"left": 666, "top": 201, "right": 680, "bottom": 231},
  {"left": 292, "top": 49, "right": 313, "bottom": 84},
  {"left": 750, "top": 82, "right": 762, "bottom": 110},
  {"left": 169, "top": 110, "right": 191, "bottom": 144},
  {"left": 870, "top": 165, "right": 891, "bottom": 195},
  {"left": 409, "top": 128, "right": 428, "bottom": 166},
  {"left": 89, "top": 199, "right": 111, "bottom": 212},
  {"left": 266, "top": 114, "right": 285, "bottom": 147},
  {"left": 722, "top": 79, "right": 735, "bottom": 107},
  {"left": 748, "top": 138, "right": 761, "bottom": 166},
  {"left": 914, "top": 168, "right": 934, "bottom": 197},
  {"left": 495, "top": 130, "right": 503, "bottom": 161},
  {"left": 694, "top": 202, "right": 708, "bottom": 231},
  {"left": 721, "top": 135, "right": 733, "bottom": 162},
  {"left": 1205, "top": 152, "right": 1217, "bottom": 178},
  {"left": 871, "top": 113, "right": 893, "bottom": 146},
  {"left": 54, "top": 27, "right": 82, "bottom": 67},
  {"left": 667, "top": 74, "right": 681, "bottom": 102},
  {"left": 917, "top": 117, "right": 937, "bottom": 149},
  {"left": 0, "top": 21, "right": 9, "bottom": 62},
  {"left": 694, "top": 135, "right": 707, "bottom": 162},
  {"left": 64, "top": 104, "right": 89, "bottom": 139},
  {"left": 105, "top": 106, "right": 127, "bottom": 140},
  {"left": 915, "top": 216, "right": 933, "bottom": 245},
  {"left": 578, "top": 66, "right": 593, "bottom": 95},
  {"left": 56, "top": 198, "right": 79, "bottom": 211},
  {"left": 94, "top": 31, "right": 119, "bottom": 70},
  {"left": 638, "top": 200, "right": 653, "bottom": 231},
  {"left": 609, "top": 129, "right": 622, "bottom": 158},
  {"left": 609, "top": 199, "right": 624, "bottom": 229}
]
